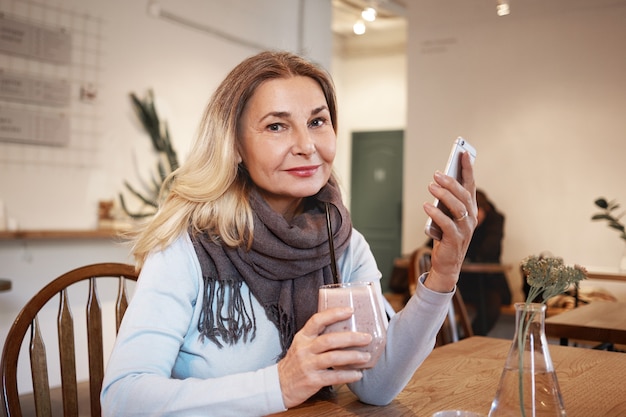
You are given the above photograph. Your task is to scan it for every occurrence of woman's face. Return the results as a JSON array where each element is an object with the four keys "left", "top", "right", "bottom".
[{"left": 239, "top": 76, "right": 336, "bottom": 218}]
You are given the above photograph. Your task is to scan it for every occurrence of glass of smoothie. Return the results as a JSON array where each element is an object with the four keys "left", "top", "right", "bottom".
[{"left": 318, "top": 281, "right": 387, "bottom": 369}]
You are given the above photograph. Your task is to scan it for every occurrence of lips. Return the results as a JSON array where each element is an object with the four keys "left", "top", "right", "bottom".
[{"left": 286, "top": 165, "right": 320, "bottom": 177}]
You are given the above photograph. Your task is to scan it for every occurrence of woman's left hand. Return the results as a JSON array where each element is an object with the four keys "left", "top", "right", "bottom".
[{"left": 422, "top": 151, "right": 478, "bottom": 293}]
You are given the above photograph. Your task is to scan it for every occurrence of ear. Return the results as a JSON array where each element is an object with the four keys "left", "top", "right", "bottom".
[{"left": 236, "top": 151, "right": 243, "bottom": 164}]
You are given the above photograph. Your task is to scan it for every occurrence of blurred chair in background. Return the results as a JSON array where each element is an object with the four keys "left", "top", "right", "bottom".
[{"left": 408, "top": 246, "right": 474, "bottom": 346}]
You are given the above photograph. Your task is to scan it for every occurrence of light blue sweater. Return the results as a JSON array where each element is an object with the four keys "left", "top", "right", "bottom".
[{"left": 101, "top": 230, "right": 452, "bottom": 416}]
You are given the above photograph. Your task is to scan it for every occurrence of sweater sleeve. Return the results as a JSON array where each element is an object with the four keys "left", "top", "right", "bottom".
[
  {"left": 348, "top": 275, "right": 452, "bottom": 405},
  {"left": 100, "top": 236, "right": 287, "bottom": 417},
  {"left": 340, "top": 230, "right": 452, "bottom": 405}
]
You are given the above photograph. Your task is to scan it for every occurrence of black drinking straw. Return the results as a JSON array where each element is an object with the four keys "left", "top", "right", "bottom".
[{"left": 325, "top": 202, "right": 340, "bottom": 284}]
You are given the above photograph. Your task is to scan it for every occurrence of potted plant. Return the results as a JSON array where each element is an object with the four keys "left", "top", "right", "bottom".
[
  {"left": 591, "top": 197, "right": 626, "bottom": 271},
  {"left": 119, "top": 89, "right": 179, "bottom": 219},
  {"left": 488, "top": 256, "right": 587, "bottom": 417}
]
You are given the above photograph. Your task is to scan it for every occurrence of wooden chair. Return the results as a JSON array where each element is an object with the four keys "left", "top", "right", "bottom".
[
  {"left": 407, "top": 247, "right": 474, "bottom": 346},
  {"left": 1, "top": 263, "right": 138, "bottom": 417},
  {"left": 407, "top": 246, "right": 433, "bottom": 295}
]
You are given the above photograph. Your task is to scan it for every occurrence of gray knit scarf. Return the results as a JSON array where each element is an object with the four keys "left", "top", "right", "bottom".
[{"left": 191, "top": 180, "right": 352, "bottom": 358}]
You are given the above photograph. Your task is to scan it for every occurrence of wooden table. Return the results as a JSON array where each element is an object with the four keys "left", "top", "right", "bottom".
[
  {"left": 392, "top": 258, "right": 512, "bottom": 276},
  {"left": 545, "top": 300, "right": 626, "bottom": 347},
  {"left": 586, "top": 268, "right": 626, "bottom": 282},
  {"left": 269, "top": 336, "right": 626, "bottom": 417},
  {"left": 460, "top": 263, "right": 512, "bottom": 274}
]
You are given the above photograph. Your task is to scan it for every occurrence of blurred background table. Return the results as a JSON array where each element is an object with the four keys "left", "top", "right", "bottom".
[
  {"left": 388, "top": 258, "right": 513, "bottom": 335},
  {"left": 545, "top": 300, "right": 626, "bottom": 348},
  {"left": 391, "top": 257, "right": 511, "bottom": 276},
  {"left": 269, "top": 336, "right": 626, "bottom": 416},
  {"left": 586, "top": 268, "right": 626, "bottom": 282}
]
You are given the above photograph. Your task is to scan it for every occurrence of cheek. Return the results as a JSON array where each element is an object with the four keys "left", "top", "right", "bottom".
[
  {"left": 319, "top": 134, "right": 337, "bottom": 162},
  {"left": 243, "top": 145, "right": 283, "bottom": 180}
]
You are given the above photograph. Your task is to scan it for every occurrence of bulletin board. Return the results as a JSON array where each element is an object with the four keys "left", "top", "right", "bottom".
[{"left": 0, "top": 0, "right": 103, "bottom": 168}]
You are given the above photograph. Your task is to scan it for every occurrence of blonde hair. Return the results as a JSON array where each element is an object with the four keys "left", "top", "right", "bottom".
[{"left": 129, "top": 51, "right": 339, "bottom": 268}]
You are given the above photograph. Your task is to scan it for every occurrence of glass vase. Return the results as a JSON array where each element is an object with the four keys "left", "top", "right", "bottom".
[{"left": 488, "top": 303, "right": 566, "bottom": 417}]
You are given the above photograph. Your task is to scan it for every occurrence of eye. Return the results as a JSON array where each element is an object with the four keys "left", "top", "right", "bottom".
[
  {"left": 267, "top": 123, "right": 284, "bottom": 132},
  {"left": 309, "top": 117, "right": 328, "bottom": 128}
]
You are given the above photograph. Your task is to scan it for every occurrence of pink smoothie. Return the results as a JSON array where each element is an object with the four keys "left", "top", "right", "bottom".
[{"left": 318, "top": 282, "right": 386, "bottom": 369}]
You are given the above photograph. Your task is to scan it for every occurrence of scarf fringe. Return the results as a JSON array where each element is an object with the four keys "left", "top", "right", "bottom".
[
  {"left": 198, "top": 278, "right": 257, "bottom": 347},
  {"left": 192, "top": 181, "right": 352, "bottom": 357},
  {"left": 278, "top": 308, "right": 293, "bottom": 360}
]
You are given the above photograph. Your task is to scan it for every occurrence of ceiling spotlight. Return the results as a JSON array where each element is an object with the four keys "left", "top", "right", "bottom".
[
  {"left": 147, "top": 0, "right": 161, "bottom": 17},
  {"left": 361, "top": 7, "right": 377, "bottom": 22},
  {"left": 353, "top": 19, "right": 366, "bottom": 35},
  {"left": 496, "top": 0, "right": 510, "bottom": 16}
]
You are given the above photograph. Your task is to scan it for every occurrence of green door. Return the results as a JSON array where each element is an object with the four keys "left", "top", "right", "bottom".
[{"left": 350, "top": 130, "right": 403, "bottom": 291}]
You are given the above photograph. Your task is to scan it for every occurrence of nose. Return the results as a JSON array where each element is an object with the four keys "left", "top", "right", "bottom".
[{"left": 292, "top": 127, "right": 315, "bottom": 156}]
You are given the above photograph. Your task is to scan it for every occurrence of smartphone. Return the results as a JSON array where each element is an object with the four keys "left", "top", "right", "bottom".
[{"left": 424, "top": 137, "right": 477, "bottom": 241}]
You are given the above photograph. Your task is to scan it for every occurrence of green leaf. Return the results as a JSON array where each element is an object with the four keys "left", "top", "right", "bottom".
[
  {"left": 592, "top": 197, "right": 626, "bottom": 243},
  {"left": 591, "top": 214, "right": 613, "bottom": 221},
  {"left": 608, "top": 222, "right": 626, "bottom": 233},
  {"left": 123, "top": 181, "right": 158, "bottom": 208},
  {"left": 121, "top": 89, "right": 180, "bottom": 220},
  {"left": 594, "top": 198, "right": 609, "bottom": 209}
]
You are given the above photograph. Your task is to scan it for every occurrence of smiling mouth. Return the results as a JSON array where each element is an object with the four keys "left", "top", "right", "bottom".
[{"left": 286, "top": 165, "right": 320, "bottom": 176}]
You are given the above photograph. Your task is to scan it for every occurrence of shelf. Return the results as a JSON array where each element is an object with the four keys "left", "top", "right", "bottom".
[{"left": 0, "top": 228, "right": 126, "bottom": 241}]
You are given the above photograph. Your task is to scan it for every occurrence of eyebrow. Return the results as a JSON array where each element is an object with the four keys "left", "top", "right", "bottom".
[{"left": 259, "top": 105, "right": 329, "bottom": 123}]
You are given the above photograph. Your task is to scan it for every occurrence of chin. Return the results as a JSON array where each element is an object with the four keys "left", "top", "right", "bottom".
[{"left": 291, "top": 176, "right": 328, "bottom": 194}]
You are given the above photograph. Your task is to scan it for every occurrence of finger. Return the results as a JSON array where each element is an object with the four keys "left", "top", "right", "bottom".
[
  {"left": 427, "top": 180, "right": 468, "bottom": 223},
  {"left": 316, "top": 330, "right": 373, "bottom": 353},
  {"left": 317, "top": 349, "right": 372, "bottom": 370},
  {"left": 299, "top": 307, "right": 354, "bottom": 338},
  {"left": 459, "top": 152, "right": 478, "bottom": 212},
  {"left": 433, "top": 169, "right": 468, "bottom": 202},
  {"left": 460, "top": 151, "right": 476, "bottom": 189},
  {"left": 454, "top": 210, "right": 469, "bottom": 222},
  {"left": 432, "top": 167, "right": 476, "bottom": 220}
]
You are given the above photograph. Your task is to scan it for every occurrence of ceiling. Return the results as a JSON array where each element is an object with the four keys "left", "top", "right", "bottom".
[
  {"left": 331, "top": 0, "right": 407, "bottom": 57},
  {"left": 331, "top": 0, "right": 626, "bottom": 57}
]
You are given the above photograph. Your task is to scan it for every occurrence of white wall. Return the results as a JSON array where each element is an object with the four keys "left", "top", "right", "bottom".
[
  {"left": 3, "top": 0, "right": 626, "bottom": 393},
  {"left": 332, "top": 52, "right": 407, "bottom": 206},
  {"left": 0, "top": 0, "right": 331, "bottom": 230},
  {"left": 0, "top": 0, "right": 331, "bottom": 391},
  {"left": 404, "top": 0, "right": 626, "bottom": 301}
]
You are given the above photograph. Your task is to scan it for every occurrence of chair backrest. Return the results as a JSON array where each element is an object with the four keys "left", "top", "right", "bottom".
[
  {"left": 435, "top": 288, "right": 474, "bottom": 346},
  {"left": 407, "top": 246, "right": 432, "bottom": 296},
  {"left": 1, "top": 263, "right": 138, "bottom": 417},
  {"left": 407, "top": 247, "right": 473, "bottom": 346}
]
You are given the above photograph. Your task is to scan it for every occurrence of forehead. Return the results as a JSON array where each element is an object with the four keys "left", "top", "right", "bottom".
[{"left": 248, "top": 76, "right": 326, "bottom": 108}]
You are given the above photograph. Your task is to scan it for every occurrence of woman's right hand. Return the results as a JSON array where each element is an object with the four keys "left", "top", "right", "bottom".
[{"left": 277, "top": 307, "right": 372, "bottom": 408}]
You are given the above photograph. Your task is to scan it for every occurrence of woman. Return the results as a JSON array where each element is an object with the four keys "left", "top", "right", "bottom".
[
  {"left": 460, "top": 189, "right": 510, "bottom": 335},
  {"left": 101, "top": 50, "right": 477, "bottom": 416}
]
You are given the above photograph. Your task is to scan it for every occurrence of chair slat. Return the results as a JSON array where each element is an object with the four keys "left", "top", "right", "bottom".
[
  {"left": 87, "top": 277, "right": 104, "bottom": 417},
  {"left": 58, "top": 289, "right": 79, "bottom": 417},
  {"left": 29, "top": 317, "right": 52, "bottom": 417},
  {"left": 1, "top": 262, "right": 138, "bottom": 417},
  {"left": 115, "top": 277, "right": 129, "bottom": 334}
]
